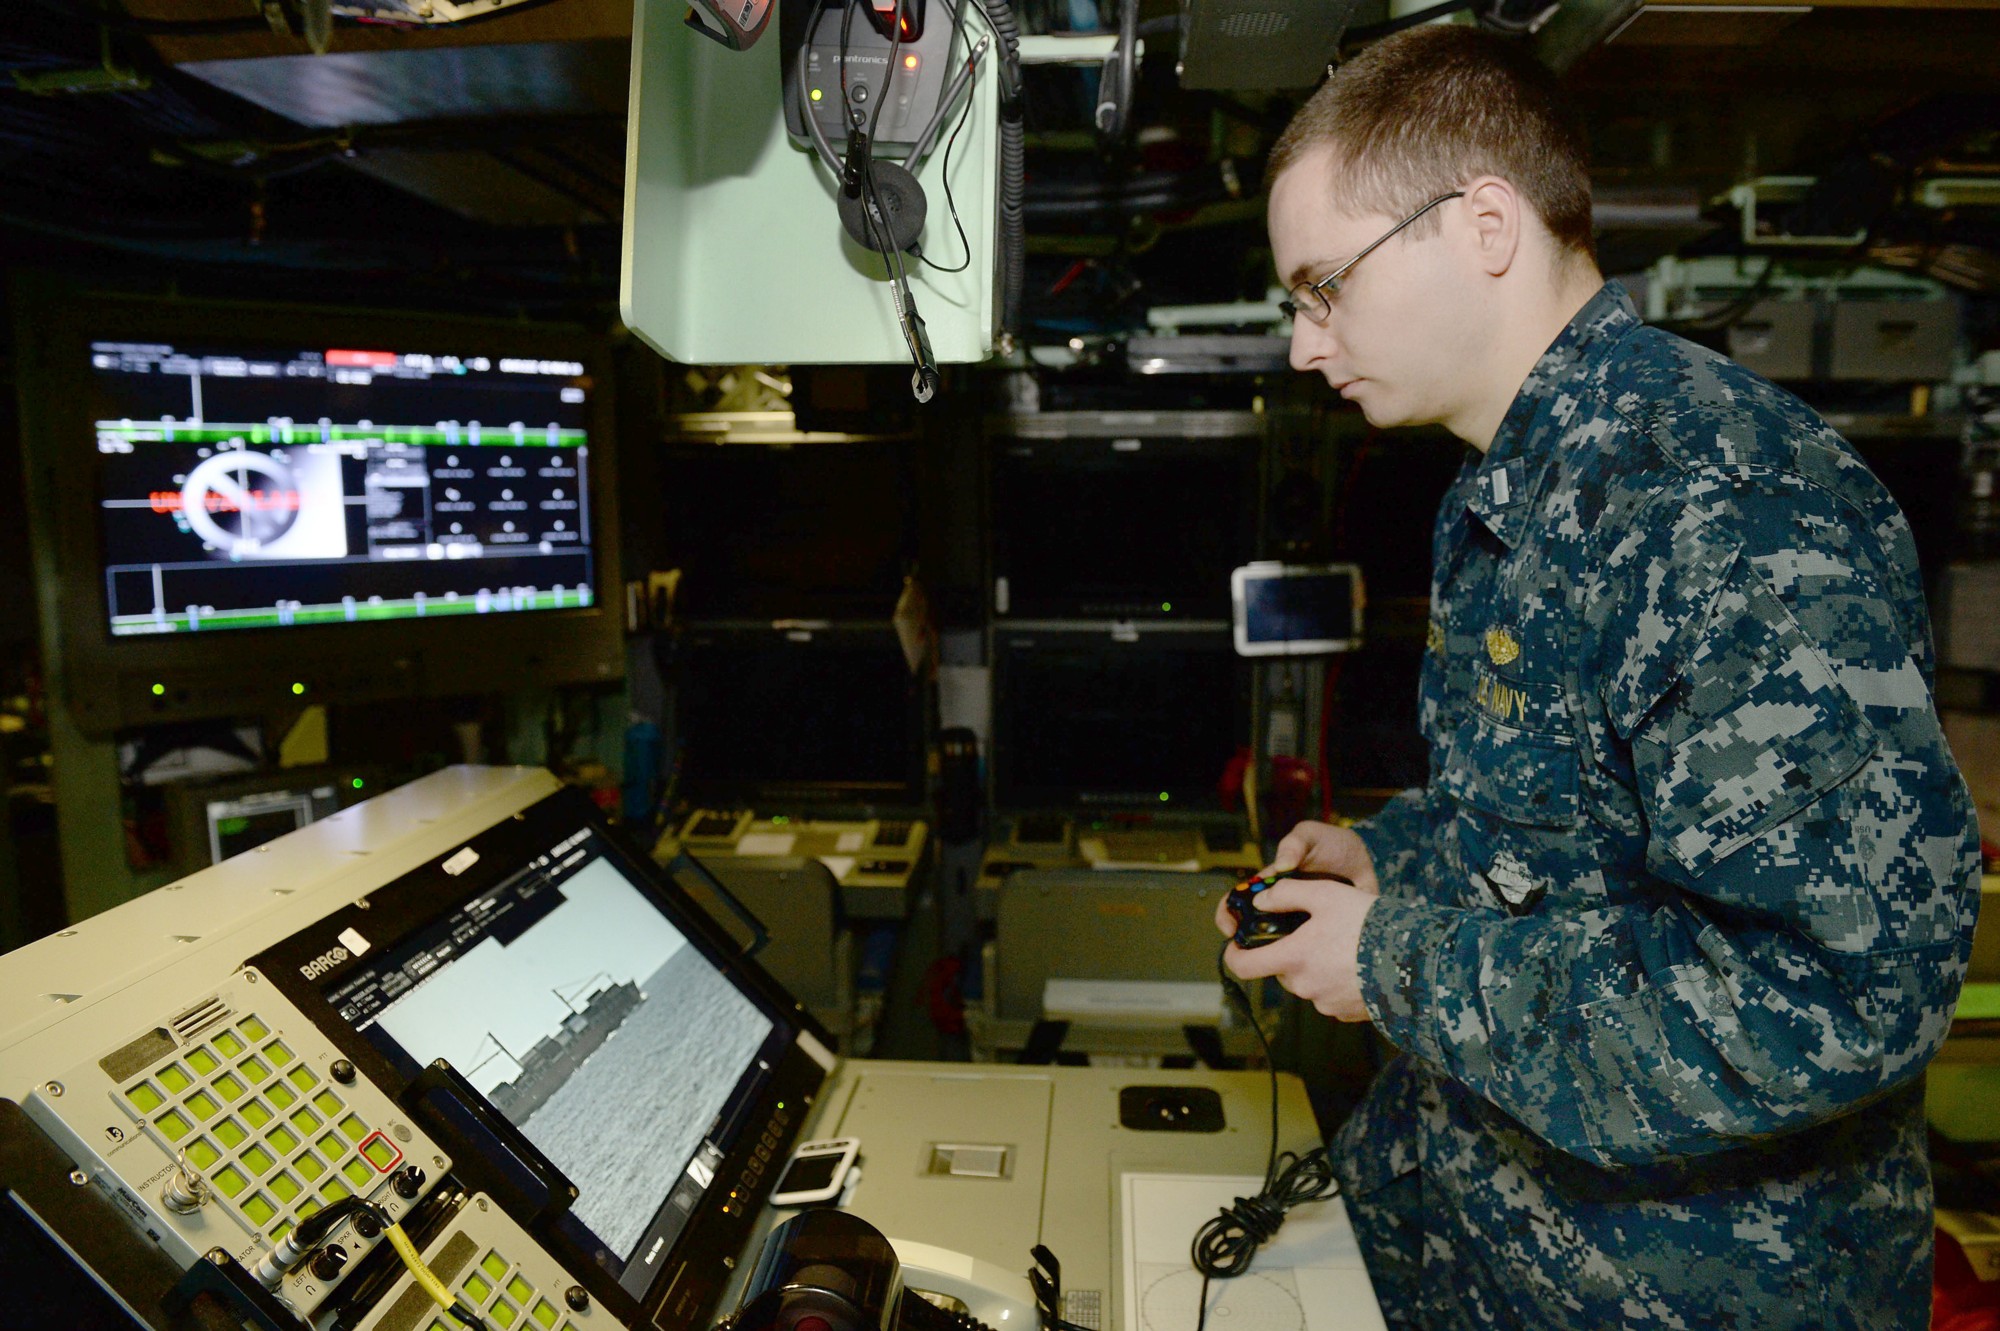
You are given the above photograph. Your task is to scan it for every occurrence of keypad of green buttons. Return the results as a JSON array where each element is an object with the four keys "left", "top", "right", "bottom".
[
  {"left": 454, "top": 1252, "right": 571, "bottom": 1331},
  {"left": 115, "top": 1009, "right": 397, "bottom": 1269}
]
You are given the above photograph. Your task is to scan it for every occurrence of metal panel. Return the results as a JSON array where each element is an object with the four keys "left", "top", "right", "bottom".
[
  {"left": 1829, "top": 299, "right": 1958, "bottom": 381},
  {"left": 620, "top": 0, "right": 999, "bottom": 366}
]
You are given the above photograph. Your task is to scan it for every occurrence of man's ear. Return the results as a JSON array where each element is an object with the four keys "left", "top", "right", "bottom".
[{"left": 1462, "top": 175, "right": 1520, "bottom": 279}]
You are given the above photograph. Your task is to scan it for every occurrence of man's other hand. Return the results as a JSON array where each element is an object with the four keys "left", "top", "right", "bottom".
[{"left": 1218, "top": 877, "right": 1378, "bottom": 1022}]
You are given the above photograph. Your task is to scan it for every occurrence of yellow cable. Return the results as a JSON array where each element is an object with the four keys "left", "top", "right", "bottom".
[{"left": 386, "top": 1222, "right": 460, "bottom": 1312}]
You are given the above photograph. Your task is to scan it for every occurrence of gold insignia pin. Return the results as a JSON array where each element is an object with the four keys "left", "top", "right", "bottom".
[
  {"left": 1426, "top": 621, "right": 1444, "bottom": 655},
  {"left": 1485, "top": 627, "right": 1520, "bottom": 666}
]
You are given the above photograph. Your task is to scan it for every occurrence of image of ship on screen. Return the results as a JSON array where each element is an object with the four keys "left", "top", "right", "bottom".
[
  {"left": 473, "top": 976, "right": 643, "bottom": 1124},
  {"left": 516, "top": 949, "right": 772, "bottom": 1260}
]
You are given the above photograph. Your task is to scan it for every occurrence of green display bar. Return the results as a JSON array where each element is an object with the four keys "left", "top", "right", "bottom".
[
  {"left": 110, "top": 587, "right": 593, "bottom": 635},
  {"left": 96, "top": 421, "right": 587, "bottom": 448}
]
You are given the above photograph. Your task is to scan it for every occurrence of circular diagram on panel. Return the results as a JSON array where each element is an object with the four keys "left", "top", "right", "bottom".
[
  {"left": 180, "top": 450, "right": 301, "bottom": 555},
  {"left": 1140, "top": 1269, "right": 1305, "bottom": 1331}
]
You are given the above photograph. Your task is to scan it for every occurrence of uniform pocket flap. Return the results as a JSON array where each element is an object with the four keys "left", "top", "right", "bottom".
[{"left": 1444, "top": 716, "right": 1582, "bottom": 830}]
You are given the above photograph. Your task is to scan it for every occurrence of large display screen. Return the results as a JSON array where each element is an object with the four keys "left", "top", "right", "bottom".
[
  {"left": 677, "top": 629, "right": 923, "bottom": 802},
  {"left": 660, "top": 442, "right": 915, "bottom": 619},
  {"left": 89, "top": 341, "right": 596, "bottom": 636},
  {"left": 991, "top": 439, "right": 1255, "bottom": 620},
  {"left": 994, "top": 631, "right": 1245, "bottom": 807},
  {"left": 319, "top": 825, "right": 782, "bottom": 1297}
]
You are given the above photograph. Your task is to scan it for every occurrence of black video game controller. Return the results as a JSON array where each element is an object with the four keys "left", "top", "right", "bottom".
[{"left": 1227, "top": 869, "right": 1311, "bottom": 948}]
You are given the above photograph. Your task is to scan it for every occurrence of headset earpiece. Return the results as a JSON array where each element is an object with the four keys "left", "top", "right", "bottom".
[{"left": 836, "top": 160, "right": 928, "bottom": 254}]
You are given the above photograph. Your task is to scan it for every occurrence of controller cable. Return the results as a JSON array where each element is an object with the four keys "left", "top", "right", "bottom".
[
  {"left": 1187, "top": 941, "right": 1337, "bottom": 1331},
  {"left": 254, "top": 1195, "right": 491, "bottom": 1330}
]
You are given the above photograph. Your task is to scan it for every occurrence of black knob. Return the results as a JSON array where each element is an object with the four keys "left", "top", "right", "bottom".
[
  {"left": 329, "top": 1059, "right": 357, "bottom": 1085},
  {"left": 309, "top": 1244, "right": 350, "bottom": 1282},
  {"left": 353, "top": 1210, "right": 384, "bottom": 1240},
  {"left": 392, "top": 1165, "right": 427, "bottom": 1200},
  {"left": 564, "top": 1286, "right": 590, "bottom": 1312}
]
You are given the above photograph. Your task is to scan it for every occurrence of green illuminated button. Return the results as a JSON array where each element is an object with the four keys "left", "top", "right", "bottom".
[
  {"left": 289, "top": 1107, "right": 320, "bottom": 1135},
  {"left": 493, "top": 1299, "right": 519, "bottom": 1327},
  {"left": 269, "top": 1172, "right": 303, "bottom": 1203},
  {"left": 265, "top": 1123, "right": 296, "bottom": 1154},
  {"left": 264, "top": 1040, "right": 293, "bottom": 1067},
  {"left": 507, "top": 1276, "right": 533, "bottom": 1304},
  {"left": 215, "top": 1032, "right": 245, "bottom": 1058},
  {"left": 296, "top": 1197, "right": 322, "bottom": 1220},
  {"left": 240, "top": 1017, "right": 270, "bottom": 1041},
  {"left": 267, "top": 1083, "right": 297, "bottom": 1111},
  {"left": 241, "top": 1101, "right": 273, "bottom": 1129},
  {"left": 241, "top": 1057, "right": 271, "bottom": 1084},
  {"left": 187, "top": 1049, "right": 219, "bottom": 1076},
  {"left": 241, "top": 1144, "right": 275, "bottom": 1176},
  {"left": 339, "top": 1114, "right": 367, "bottom": 1144},
  {"left": 185, "top": 1138, "right": 220, "bottom": 1170},
  {"left": 362, "top": 1137, "right": 398, "bottom": 1170},
  {"left": 127, "top": 1082, "right": 164, "bottom": 1114},
  {"left": 213, "top": 1119, "right": 247, "bottom": 1150},
  {"left": 186, "top": 1091, "right": 220, "bottom": 1122},
  {"left": 241, "top": 1193, "right": 277, "bottom": 1227},
  {"left": 158, "top": 1065, "right": 192, "bottom": 1095},
  {"left": 313, "top": 1090, "right": 342, "bottom": 1117},
  {"left": 481, "top": 1252, "right": 509, "bottom": 1281},
  {"left": 294, "top": 1153, "right": 325, "bottom": 1182},
  {"left": 429, "top": 1320, "right": 453, "bottom": 1331},
  {"left": 271, "top": 1219, "right": 293, "bottom": 1244},
  {"left": 156, "top": 1109, "right": 193, "bottom": 1143},
  {"left": 342, "top": 1159, "right": 372, "bottom": 1188},
  {"left": 212, "top": 1165, "right": 248, "bottom": 1199},
  {"left": 532, "top": 1299, "right": 559, "bottom": 1328},
  {"left": 317, "top": 1133, "right": 344, "bottom": 1161},
  {"left": 214, "top": 1073, "right": 246, "bottom": 1103},
  {"left": 287, "top": 1068, "right": 316, "bottom": 1093},
  {"left": 320, "top": 1179, "right": 351, "bottom": 1203},
  {"left": 463, "top": 1273, "right": 493, "bottom": 1304}
]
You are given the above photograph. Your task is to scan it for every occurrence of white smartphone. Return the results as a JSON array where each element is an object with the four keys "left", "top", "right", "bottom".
[{"left": 770, "top": 1137, "right": 860, "bottom": 1206}]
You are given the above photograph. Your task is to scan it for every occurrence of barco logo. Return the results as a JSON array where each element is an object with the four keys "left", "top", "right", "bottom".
[{"left": 299, "top": 947, "right": 351, "bottom": 981}]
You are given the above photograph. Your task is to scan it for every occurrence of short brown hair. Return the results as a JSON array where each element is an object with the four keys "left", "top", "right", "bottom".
[{"left": 1268, "top": 26, "right": 1595, "bottom": 261}]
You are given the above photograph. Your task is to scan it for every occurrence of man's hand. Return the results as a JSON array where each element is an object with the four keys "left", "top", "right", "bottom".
[
  {"left": 1213, "top": 821, "right": 1383, "bottom": 1023},
  {"left": 1219, "top": 877, "right": 1379, "bottom": 1021}
]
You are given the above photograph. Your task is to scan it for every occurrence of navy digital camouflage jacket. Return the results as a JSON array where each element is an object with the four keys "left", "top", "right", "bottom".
[{"left": 1338, "top": 282, "right": 1982, "bottom": 1330}]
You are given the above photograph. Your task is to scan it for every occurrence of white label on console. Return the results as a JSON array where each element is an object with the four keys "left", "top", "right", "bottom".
[
  {"left": 336, "top": 927, "right": 371, "bottom": 957},
  {"left": 441, "top": 847, "right": 480, "bottom": 876}
]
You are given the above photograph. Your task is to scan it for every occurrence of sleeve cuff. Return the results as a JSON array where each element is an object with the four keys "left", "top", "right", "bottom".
[{"left": 1357, "top": 894, "right": 1460, "bottom": 1066}]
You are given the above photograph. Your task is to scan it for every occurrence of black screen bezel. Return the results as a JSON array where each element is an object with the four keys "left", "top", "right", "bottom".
[{"left": 246, "top": 786, "right": 830, "bottom": 1328}]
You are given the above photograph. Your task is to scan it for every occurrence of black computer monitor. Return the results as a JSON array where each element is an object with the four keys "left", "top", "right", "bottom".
[
  {"left": 990, "top": 431, "right": 1258, "bottom": 621},
  {"left": 676, "top": 625, "right": 927, "bottom": 808},
  {"left": 660, "top": 441, "right": 915, "bottom": 620},
  {"left": 15, "top": 283, "right": 624, "bottom": 737},
  {"left": 252, "top": 788, "right": 825, "bottom": 1328},
  {"left": 991, "top": 628, "right": 1247, "bottom": 809}
]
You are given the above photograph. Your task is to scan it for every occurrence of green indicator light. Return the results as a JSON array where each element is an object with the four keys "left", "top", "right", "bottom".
[
  {"left": 1162, "top": 602, "right": 1172, "bottom": 612},
  {"left": 351, "top": 778, "right": 365, "bottom": 790},
  {"left": 810, "top": 87, "right": 823, "bottom": 102},
  {"left": 151, "top": 683, "right": 166, "bottom": 696},
  {"left": 291, "top": 682, "right": 306, "bottom": 695},
  {"left": 1159, "top": 792, "right": 1170, "bottom": 802}
]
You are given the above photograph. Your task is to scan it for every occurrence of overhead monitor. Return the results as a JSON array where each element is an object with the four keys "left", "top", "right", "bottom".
[
  {"left": 15, "top": 284, "right": 624, "bottom": 737},
  {"left": 990, "top": 430, "right": 1257, "bottom": 622},
  {"left": 252, "top": 787, "right": 824, "bottom": 1327},
  {"left": 676, "top": 625, "right": 927, "bottom": 807},
  {"left": 991, "top": 628, "right": 1246, "bottom": 809},
  {"left": 660, "top": 441, "right": 915, "bottom": 620}
]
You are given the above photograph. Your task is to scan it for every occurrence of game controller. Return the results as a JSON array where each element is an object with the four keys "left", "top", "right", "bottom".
[{"left": 1226, "top": 868, "right": 1311, "bottom": 948}]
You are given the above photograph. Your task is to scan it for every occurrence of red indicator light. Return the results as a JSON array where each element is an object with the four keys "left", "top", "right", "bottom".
[
  {"left": 326, "top": 349, "right": 396, "bottom": 367},
  {"left": 903, "top": 53, "right": 918, "bottom": 68}
]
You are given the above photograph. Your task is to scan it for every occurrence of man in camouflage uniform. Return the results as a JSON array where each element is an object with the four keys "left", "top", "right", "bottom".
[{"left": 1220, "top": 25, "right": 1982, "bottom": 1330}]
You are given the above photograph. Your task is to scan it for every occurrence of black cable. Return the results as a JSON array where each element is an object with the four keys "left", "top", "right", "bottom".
[
  {"left": 1187, "top": 943, "right": 1338, "bottom": 1331},
  {"left": 915, "top": 44, "right": 977, "bottom": 274}
]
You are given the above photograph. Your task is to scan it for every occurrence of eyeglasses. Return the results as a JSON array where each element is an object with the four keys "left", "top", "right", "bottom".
[{"left": 1279, "top": 192, "right": 1465, "bottom": 325}]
